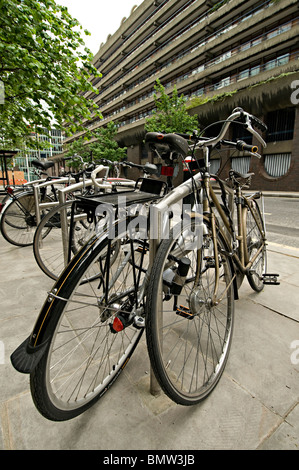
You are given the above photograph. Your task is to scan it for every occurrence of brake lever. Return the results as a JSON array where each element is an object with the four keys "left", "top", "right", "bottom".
[
  {"left": 243, "top": 150, "right": 262, "bottom": 159},
  {"left": 244, "top": 114, "right": 267, "bottom": 148}
]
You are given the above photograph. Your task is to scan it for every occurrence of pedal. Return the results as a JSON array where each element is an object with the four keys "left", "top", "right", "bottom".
[
  {"left": 204, "top": 256, "right": 215, "bottom": 268},
  {"left": 262, "top": 273, "right": 280, "bottom": 285},
  {"left": 136, "top": 245, "right": 148, "bottom": 253},
  {"left": 176, "top": 305, "right": 194, "bottom": 320}
]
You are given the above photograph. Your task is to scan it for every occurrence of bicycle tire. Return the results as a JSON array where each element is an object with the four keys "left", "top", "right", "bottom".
[
  {"left": 244, "top": 198, "right": 266, "bottom": 292},
  {"left": 30, "top": 219, "right": 149, "bottom": 421},
  {"left": 0, "top": 192, "right": 52, "bottom": 247},
  {"left": 146, "top": 218, "right": 234, "bottom": 406},
  {"left": 33, "top": 201, "right": 95, "bottom": 280}
]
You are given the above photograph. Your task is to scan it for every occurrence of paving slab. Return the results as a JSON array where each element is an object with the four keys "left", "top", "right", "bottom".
[{"left": 0, "top": 234, "right": 298, "bottom": 450}]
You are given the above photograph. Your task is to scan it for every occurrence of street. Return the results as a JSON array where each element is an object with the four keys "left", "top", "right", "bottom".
[{"left": 263, "top": 197, "right": 299, "bottom": 249}]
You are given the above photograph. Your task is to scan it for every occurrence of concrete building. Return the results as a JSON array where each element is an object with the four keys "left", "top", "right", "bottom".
[
  {"left": 15, "top": 128, "right": 64, "bottom": 182},
  {"left": 64, "top": 0, "right": 299, "bottom": 190}
]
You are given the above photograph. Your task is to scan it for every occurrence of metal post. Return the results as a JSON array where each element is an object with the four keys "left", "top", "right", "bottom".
[
  {"left": 148, "top": 173, "right": 203, "bottom": 396},
  {"left": 149, "top": 234, "right": 161, "bottom": 396},
  {"left": 58, "top": 189, "right": 69, "bottom": 266},
  {"left": 33, "top": 184, "right": 41, "bottom": 226}
]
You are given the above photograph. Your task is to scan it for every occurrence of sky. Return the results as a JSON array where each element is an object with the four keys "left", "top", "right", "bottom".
[{"left": 56, "top": 0, "right": 144, "bottom": 55}]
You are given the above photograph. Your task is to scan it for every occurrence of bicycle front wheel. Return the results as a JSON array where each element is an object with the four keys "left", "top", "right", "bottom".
[
  {"left": 244, "top": 198, "right": 266, "bottom": 292},
  {"left": 146, "top": 219, "right": 235, "bottom": 405},
  {"left": 33, "top": 201, "right": 95, "bottom": 280},
  {"left": 0, "top": 192, "right": 37, "bottom": 246},
  {"left": 30, "top": 219, "right": 149, "bottom": 421},
  {"left": 0, "top": 192, "right": 52, "bottom": 247}
]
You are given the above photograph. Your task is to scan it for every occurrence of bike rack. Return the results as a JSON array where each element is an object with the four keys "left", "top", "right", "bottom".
[
  {"left": 149, "top": 173, "right": 203, "bottom": 395},
  {"left": 57, "top": 174, "right": 111, "bottom": 265},
  {"left": 56, "top": 166, "right": 136, "bottom": 267},
  {"left": 33, "top": 176, "right": 76, "bottom": 227}
]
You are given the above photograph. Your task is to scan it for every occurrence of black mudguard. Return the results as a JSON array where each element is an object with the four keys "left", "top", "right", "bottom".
[{"left": 10, "top": 233, "right": 105, "bottom": 374}]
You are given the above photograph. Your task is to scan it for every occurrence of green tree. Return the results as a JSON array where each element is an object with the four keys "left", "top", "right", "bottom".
[
  {"left": 0, "top": 0, "right": 102, "bottom": 147},
  {"left": 64, "top": 121, "right": 127, "bottom": 167},
  {"left": 145, "top": 79, "right": 199, "bottom": 134}
]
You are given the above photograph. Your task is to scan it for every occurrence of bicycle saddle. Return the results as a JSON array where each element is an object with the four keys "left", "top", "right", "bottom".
[
  {"left": 229, "top": 170, "right": 254, "bottom": 180},
  {"left": 32, "top": 159, "right": 54, "bottom": 170},
  {"left": 145, "top": 132, "right": 189, "bottom": 158}
]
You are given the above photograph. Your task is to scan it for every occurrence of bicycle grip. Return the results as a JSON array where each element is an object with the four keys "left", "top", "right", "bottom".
[
  {"left": 236, "top": 140, "right": 258, "bottom": 153},
  {"left": 175, "top": 132, "right": 198, "bottom": 141}
]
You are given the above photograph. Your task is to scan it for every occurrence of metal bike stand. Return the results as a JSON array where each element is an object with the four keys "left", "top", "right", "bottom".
[
  {"left": 149, "top": 233, "right": 162, "bottom": 396},
  {"left": 56, "top": 174, "right": 111, "bottom": 268},
  {"left": 33, "top": 176, "right": 73, "bottom": 227},
  {"left": 148, "top": 175, "right": 202, "bottom": 396}
]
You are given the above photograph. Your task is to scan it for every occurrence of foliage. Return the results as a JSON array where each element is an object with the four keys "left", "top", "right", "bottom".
[
  {"left": 210, "top": 0, "right": 230, "bottom": 13},
  {"left": 0, "top": 0, "right": 102, "bottom": 148},
  {"left": 144, "top": 79, "right": 199, "bottom": 134},
  {"left": 64, "top": 121, "right": 127, "bottom": 167},
  {"left": 186, "top": 90, "right": 238, "bottom": 110}
]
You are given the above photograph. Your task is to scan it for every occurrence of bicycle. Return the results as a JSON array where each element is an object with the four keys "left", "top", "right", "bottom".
[
  {"left": 11, "top": 108, "right": 279, "bottom": 421},
  {"left": 145, "top": 107, "right": 280, "bottom": 405},
  {"left": 0, "top": 159, "right": 58, "bottom": 246},
  {"left": 0, "top": 156, "right": 97, "bottom": 247},
  {"left": 32, "top": 159, "right": 156, "bottom": 280}
]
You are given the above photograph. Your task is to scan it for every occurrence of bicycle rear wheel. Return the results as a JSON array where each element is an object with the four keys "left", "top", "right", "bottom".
[
  {"left": 30, "top": 219, "right": 149, "bottom": 421},
  {"left": 146, "top": 219, "right": 234, "bottom": 405}
]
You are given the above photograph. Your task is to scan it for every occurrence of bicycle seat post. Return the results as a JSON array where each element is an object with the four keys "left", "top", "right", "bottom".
[{"left": 202, "top": 147, "right": 211, "bottom": 215}]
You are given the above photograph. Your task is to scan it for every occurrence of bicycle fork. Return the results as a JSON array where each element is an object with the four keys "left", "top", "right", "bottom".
[{"left": 202, "top": 173, "right": 236, "bottom": 307}]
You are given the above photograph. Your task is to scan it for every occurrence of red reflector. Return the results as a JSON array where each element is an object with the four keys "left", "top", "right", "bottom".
[
  {"left": 112, "top": 317, "right": 124, "bottom": 332},
  {"left": 161, "top": 166, "right": 174, "bottom": 176},
  {"left": 6, "top": 186, "right": 14, "bottom": 195},
  {"left": 0, "top": 203, "right": 4, "bottom": 213}
]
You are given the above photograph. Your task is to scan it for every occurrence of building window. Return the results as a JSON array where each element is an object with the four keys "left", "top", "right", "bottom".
[
  {"left": 264, "top": 53, "right": 289, "bottom": 71},
  {"left": 264, "top": 153, "right": 291, "bottom": 177},
  {"left": 210, "top": 158, "right": 221, "bottom": 174},
  {"left": 231, "top": 156, "right": 251, "bottom": 174},
  {"left": 238, "top": 69, "right": 249, "bottom": 80},
  {"left": 232, "top": 122, "right": 253, "bottom": 144},
  {"left": 266, "top": 108, "right": 295, "bottom": 142}
]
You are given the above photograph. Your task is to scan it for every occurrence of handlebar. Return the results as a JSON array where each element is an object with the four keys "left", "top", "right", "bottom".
[
  {"left": 198, "top": 108, "right": 267, "bottom": 150},
  {"left": 121, "top": 160, "right": 159, "bottom": 176},
  {"left": 177, "top": 108, "right": 267, "bottom": 159},
  {"left": 90, "top": 165, "right": 110, "bottom": 188},
  {"left": 220, "top": 139, "right": 258, "bottom": 153},
  {"left": 97, "top": 158, "right": 159, "bottom": 176}
]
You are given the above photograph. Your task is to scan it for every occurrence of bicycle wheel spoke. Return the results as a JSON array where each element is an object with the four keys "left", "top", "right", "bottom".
[
  {"left": 146, "top": 220, "right": 234, "bottom": 405},
  {"left": 30, "top": 226, "right": 148, "bottom": 419}
]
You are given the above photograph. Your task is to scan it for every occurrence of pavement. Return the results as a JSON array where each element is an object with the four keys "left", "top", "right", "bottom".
[{"left": 0, "top": 197, "right": 299, "bottom": 451}]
